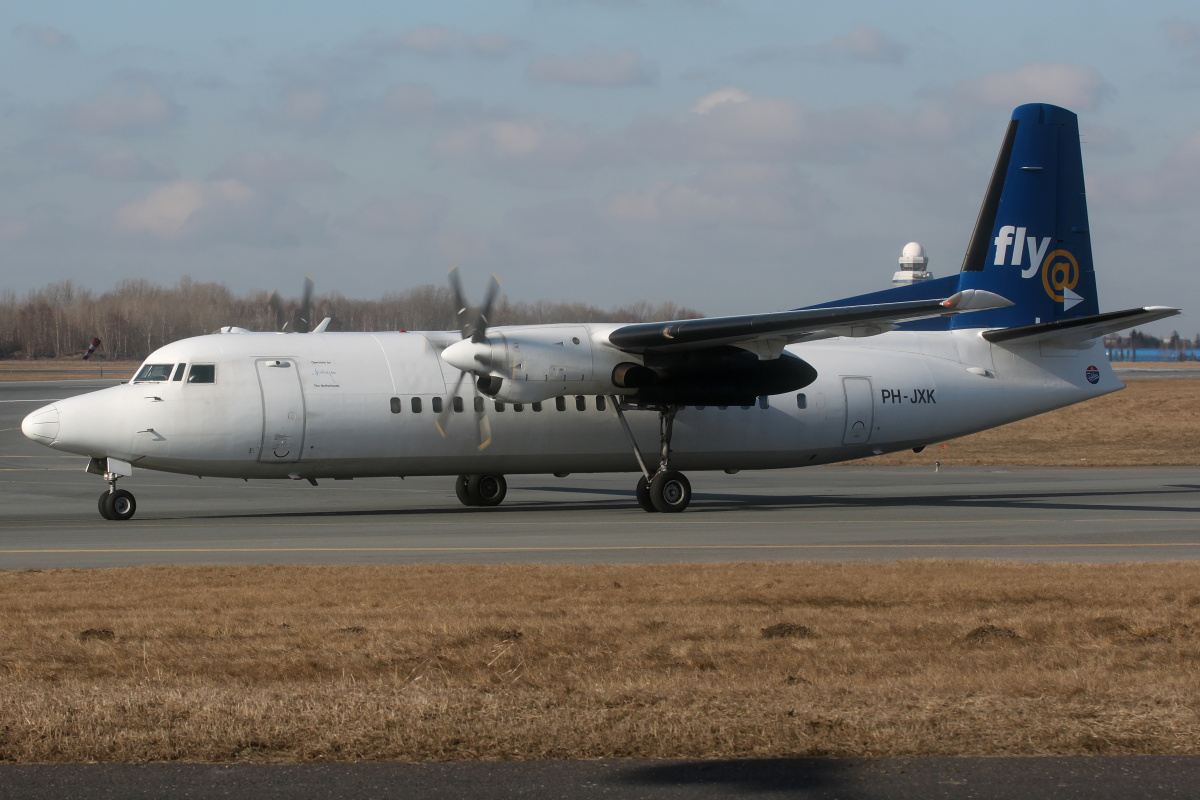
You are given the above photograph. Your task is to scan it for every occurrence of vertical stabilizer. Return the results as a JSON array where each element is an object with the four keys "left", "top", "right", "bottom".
[{"left": 953, "top": 103, "right": 1098, "bottom": 329}]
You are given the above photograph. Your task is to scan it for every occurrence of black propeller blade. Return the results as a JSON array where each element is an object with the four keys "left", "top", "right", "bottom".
[
  {"left": 266, "top": 275, "right": 317, "bottom": 333},
  {"left": 439, "top": 266, "right": 501, "bottom": 450}
]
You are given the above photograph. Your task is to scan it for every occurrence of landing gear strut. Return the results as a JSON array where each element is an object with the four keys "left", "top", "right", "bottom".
[
  {"left": 611, "top": 397, "right": 692, "bottom": 513},
  {"left": 454, "top": 473, "right": 508, "bottom": 507},
  {"left": 97, "top": 475, "right": 137, "bottom": 521}
]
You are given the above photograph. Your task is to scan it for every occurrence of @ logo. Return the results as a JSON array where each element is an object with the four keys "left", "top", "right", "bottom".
[
  {"left": 1085, "top": 365, "right": 1100, "bottom": 385},
  {"left": 1042, "top": 249, "right": 1079, "bottom": 302}
]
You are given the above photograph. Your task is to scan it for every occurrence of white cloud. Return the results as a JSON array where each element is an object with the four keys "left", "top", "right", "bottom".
[
  {"left": 66, "top": 84, "right": 181, "bottom": 136},
  {"left": 433, "top": 117, "right": 599, "bottom": 172},
  {"left": 822, "top": 26, "right": 908, "bottom": 64},
  {"left": 341, "top": 195, "right": 447, "bottom": 236},
  {"left": 11, "top": 24, "right": 76, "bottom": 51},
  {"left": 528, "top": 47, "right": 657, "bottom": 86},
  {"left": 953, "top": 63, "right": 1111, "bottom": 111},
  {"left": 87, "top": 150, "right": 179, "bottom": 181},
  {"left": 117, "top": 180, "right": 255, "bottom": 239},
  {"left": 365, "top": 27, "right": 521, "bottom": 59},
  {"left": 116, "top": 180, "right": 324, "bottom": 245},
  {"left": 280, "top": 87, "right": 332, "bottom": 127},
  {"left": 211, "top": 152, "right": 341, "bottom": 187},
  {"left": 1090, "top": 127, "right": 1200, "bottom": 210},
  {"left": 604, "top": 162, "right": 827, "bottom": 228},
  {"left": 691, "top": 88, "right": 751, "bottom": 114}
]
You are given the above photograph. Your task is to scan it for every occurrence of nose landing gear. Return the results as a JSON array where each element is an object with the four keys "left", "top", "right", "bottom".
[
  {"left": 612, "top": 398, "right": 692, "bottom": 513},
  {"left": 91, "top": 457, "right": 137, "bottom": 520}
]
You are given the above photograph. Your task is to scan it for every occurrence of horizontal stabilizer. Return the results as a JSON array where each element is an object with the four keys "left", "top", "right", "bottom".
[
  {"left": 981, "top": 306, "right": 1180, "bottom": 345},
  {"left": 609, "top": 290, "right": 1012, "bottom": 354}
]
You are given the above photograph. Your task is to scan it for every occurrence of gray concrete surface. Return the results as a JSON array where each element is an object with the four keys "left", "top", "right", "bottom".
[
  {"left": 3, "top": 381, "right": 1198, "bottom": 568},
  {"left": 2, "top": 757, "right": 1199, "bottom": 799}
]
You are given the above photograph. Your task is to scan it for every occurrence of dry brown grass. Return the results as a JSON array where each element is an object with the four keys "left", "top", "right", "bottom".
[
  {"left": 855, "top": 378, "right": 1198, "bottom": 467},
  {"left": 3, "top": 562, "right": 1200, "bottom": 763}
]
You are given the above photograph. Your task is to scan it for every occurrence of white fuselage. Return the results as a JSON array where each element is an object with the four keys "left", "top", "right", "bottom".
[{"left": 26, "top": 326, "right": 1119, "bottom": 480}]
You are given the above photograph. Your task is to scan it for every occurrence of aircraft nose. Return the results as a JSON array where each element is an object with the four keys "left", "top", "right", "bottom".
[{"left": 21, "top": 404, "right": 60, "bottom": 444}]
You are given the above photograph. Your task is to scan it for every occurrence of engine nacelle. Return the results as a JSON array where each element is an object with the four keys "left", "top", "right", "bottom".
[{"left": 442, "top": 324, "right": 642, "bottom": 404}]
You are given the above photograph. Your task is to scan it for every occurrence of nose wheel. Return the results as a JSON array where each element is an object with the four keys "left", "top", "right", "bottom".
[{"left": 98, "top": 488, "right": 137, "bottom": 520}]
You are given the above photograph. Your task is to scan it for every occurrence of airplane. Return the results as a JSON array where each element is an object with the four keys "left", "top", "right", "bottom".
[{"left": 21, "top": 103, "right": 1179, "bottom": 520}]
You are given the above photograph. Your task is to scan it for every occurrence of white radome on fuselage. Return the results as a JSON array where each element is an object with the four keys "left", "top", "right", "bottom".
[{"left": 32, "top": 325, "right": 1120, "bottom": 481}]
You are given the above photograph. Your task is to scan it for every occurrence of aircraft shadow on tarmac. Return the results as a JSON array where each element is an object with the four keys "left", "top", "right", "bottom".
[{"left": 173, "top": 482, "right": 1200, "bottom": 521}]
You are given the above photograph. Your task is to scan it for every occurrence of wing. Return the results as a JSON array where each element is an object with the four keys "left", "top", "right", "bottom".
[
  {"left": 981, "top": 306, "right": 1180, "bottom": 346},
  {"left": 607, "top": 289, "right": 1013, "bottom": 357}
]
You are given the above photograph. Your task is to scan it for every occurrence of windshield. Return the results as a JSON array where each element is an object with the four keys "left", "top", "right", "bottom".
[{"left": 133, "top": 363, "right": 174, "bottom": 382}]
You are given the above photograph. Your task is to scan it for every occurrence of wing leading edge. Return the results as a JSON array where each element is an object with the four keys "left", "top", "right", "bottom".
[{"left": 606, "top": 289, "right": 1012, "bottom": 357}]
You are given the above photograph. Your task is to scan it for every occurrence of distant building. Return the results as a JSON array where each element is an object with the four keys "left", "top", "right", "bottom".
[{"left": 893, "top": 242, "right": 933, "bottom": 285}]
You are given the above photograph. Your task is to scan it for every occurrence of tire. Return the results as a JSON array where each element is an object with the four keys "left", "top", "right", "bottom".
[
  {"left": 103, "top": 489, "right": 137, "bottom": 521},
  {"left": 98, "top": 491, "right": 115, "bottom": 520},
  {"left": 636, "top": 475, "right": 658, "bottom": 512},
  {"left": 649, "top": 470, "right": 691, "bottom": 513},
  {"left": 454, "top": 474, "right": 477, "bottom": 506},
  {"left": 468, "top": 474, "right": 507, "bottom": 507}
]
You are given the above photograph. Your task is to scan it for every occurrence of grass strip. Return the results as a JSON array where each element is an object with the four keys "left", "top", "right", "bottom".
[{"left": 2, "top": 561, "right": 1199, "bottom": 762}]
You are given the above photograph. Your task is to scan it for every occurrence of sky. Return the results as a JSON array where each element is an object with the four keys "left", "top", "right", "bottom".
[{"left": 2, "top": 0, "right": 1198, "bottom": 335}]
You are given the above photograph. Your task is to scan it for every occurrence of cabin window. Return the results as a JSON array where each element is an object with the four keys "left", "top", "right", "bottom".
[
  {"left": 187, "top": 364, "right": 215, "bottom": 384},
  {"left": 796, "top": 393, "right": 807, "bottom": 410},
  {"left": 453, "top": 397, "right": 464, "bottom": 413},
  {"left": 695, "top": 406, "right": 705, "bottom": 411},
  {"left": 532, "top": 401, "right": 542, "bottom": 412},
  {"left": 596, "top": 396, "right": 607, "bottom": 411},
  {"left": 575, "top": 396, "right": 586, "bottom": 411},
  {"left": 758, "top": 397, "right": 770, "bottom": 409},
  {"left": 740, "top": 403, "right": 752, "bottom": 410},
  {"left": 133, "top": 364, "right": 173, "bottom": 382},
  {"left": 390, "top": 397, "right": 401, "bottom": 414},
  {"left": 718, "top": 405, "right": 728, "bottom": 410},
  {"left": 432, "top": 397, "right": 443, "bottom": 413},
  {"left": 171, "top": 364, "right": 186, "bottom": 381},
  {"left": 495, "top": 401, "right": 505, "bottom": 412},
  {"left": 411, "top": 397, "right": 422, "bottom": 413},
  {"left": 555, "top": 397, "right": 566, "bottom": 412},
  {"left": 474, "top": 397, "right": 484, "bottom": 413}
]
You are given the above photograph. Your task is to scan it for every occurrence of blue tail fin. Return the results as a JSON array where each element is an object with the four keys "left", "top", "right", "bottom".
[
  {"left": 807, "top": 104, "right": 1099, "bottom": 330},
  {"left": 952, "top": 103, "right": 1097, "bottom": 328}
]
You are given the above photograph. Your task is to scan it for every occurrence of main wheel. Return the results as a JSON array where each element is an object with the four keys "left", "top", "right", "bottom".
[
  {"left": 454, "top": 474, "right": 477, "bottom": 506},
  {"left": 468, "top": 474, "right": 507, "bottom": 507},
  {"left": 649, "top": 470, "right": 691, "bottom": 513},
  {"left": 635, "top": 475, "right": 657, "bottom": 512},
  {"left": 98, "top": 491, "right": 115, "bottom": 520},
  {"left": 102, "top": 489, "right": 137, "bottom": 521}
]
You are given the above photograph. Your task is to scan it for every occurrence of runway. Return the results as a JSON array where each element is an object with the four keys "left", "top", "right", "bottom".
[{"left": 3, "top": 381, "right": 1198, "bottom": 569}]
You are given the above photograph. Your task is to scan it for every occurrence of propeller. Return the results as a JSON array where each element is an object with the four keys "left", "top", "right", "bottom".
[
  {"left": 267, "top": 276, "right": 316, "bottom": 333},
  {"left": 438, "top": 266, "right": 502, "bottom": 450}
]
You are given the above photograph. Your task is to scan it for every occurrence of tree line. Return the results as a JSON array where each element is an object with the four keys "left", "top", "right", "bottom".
[{"left": 0, "top": 279, "right": 703, "bottom": 361}]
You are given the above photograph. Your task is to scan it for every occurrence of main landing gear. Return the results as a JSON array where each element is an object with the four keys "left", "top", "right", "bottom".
[
  {"left": 611, "top": 398, "right": 692, "bottom": 513},
  {"left": 454, "top": 473, "right": 508, "bottom": 507},
  {"left": 97, "top": 476, "right": 137, "bottom": 520}
]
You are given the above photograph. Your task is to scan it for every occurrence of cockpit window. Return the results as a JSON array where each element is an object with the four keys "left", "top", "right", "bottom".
[
  {"left": 134, "top": 364, "right": 174, "bottom": 382},
  {"left": 171, "top": 364, "right": 186, "bottom": 381},
  {"left": 187, "top": 364, "right": 216, "bottom": 384}
]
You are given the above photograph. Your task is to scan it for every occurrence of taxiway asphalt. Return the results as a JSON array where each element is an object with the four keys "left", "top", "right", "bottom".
[{"left": 2, "top": 380, "right": 1198, "bottom": 569}]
